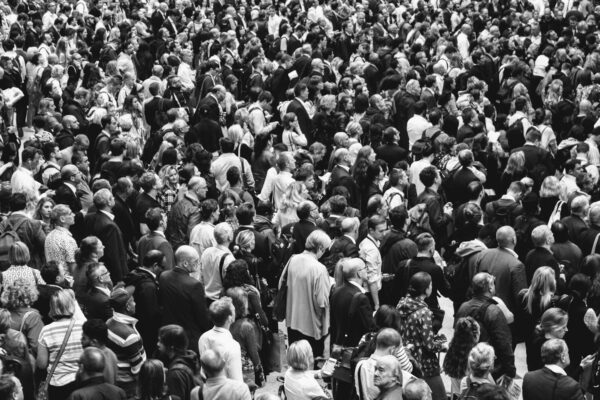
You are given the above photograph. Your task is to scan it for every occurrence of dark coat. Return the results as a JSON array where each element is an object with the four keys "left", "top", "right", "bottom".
[
  {"left": 524, "top": 247, "right": 561, "bottom": 285},
  {"left": 83, "top": 211, "right": 128, "bottom": 282},
  {"left": 66, "top": 376, "right": 126, "bottom": 400},
  {"left": 81, "top": 287, "right": 112, "bottom": 321},
  {"left": 292, "top": 220, "right": 318, "bottom": 254},
  {"left": 144, "top": 96, "right": 177, "bottom": 133},
  {"left": 474, "top": 248, "right": 527, "bottom": 313},
  {"left": 124, "top": 268, "right": 161, "bottom": 357},
  {"left": 523, "top": 367, "right": 585, "bottom": 400},
  {"left": 0, "top": 214, "right": 45, "bottom": 270},
  {"left": 561, "top": 215, "right": 588, "bottom": 246},
  {"left": 576, "top": 224, "right": 600, "bottom": 255},
  {"left": 137, "top": 232, "right": 175, "bottom": 269},
  {"left": 456, "top": 296, "right": 516, "bottom": 379},
  {"left": 286, "top": 98, "right": 312, "bottom": 138},
  {"left": 159, "top": 267, "right": 211, "bottom": 349},
  {"left": 375, "top": 143, "right": 409, "bottom": 168},
  {"left": 330, "top": 283, "right": 376, "bottom": 347},
  {"left": 55, "top": 183, "right": 82, "bottom": 213}
]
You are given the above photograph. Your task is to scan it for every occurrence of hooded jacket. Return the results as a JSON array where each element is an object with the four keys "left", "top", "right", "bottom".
[
  {"left": 167, "top": 351, "right": 200, "bottom": 400},
  {"left": 124, "top": 268, "right": 161, "bottom": 356}
]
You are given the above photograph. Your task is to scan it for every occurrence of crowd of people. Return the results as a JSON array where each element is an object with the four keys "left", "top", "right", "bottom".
[{"left": 2, "top": 0, "right": 600, "bottom": 398}]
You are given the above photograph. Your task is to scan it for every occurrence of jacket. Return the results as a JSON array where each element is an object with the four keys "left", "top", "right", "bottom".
[
  {"left": 124, "top": 268, "right": 161, "bottom": 357},
  {"left": 397, "top": 296, "right": 444, "bottom": 377},
  {"left": 166, "top": 194, "right": 202, "bottom": 250},
  {"left": 523, "top": 367, "right": 584, "bottom": 400},
  {"left": 560, "top": 215, "right": 588, "bottom": 246},
  {"left": 0, "top": 213, "right": 46, "bottom": 269},
  {"left": 330, "top": 283, "right": 376, "bottom": 347},
  {"left": 137, "top": 231, "right": 175, "bottom": 269},
  {"left": 66, "top": 376, "right": 126, "bottom": 400},
  {"left": 83, "top": 211, "right": 128, "bottom": 283},
  {"left": 405, "top": 256, "right": 451, "bottom": 310},
  {"left": 455, "top": 296, "right": 516, "bottom": 379},
  {"left": 292, "top": 220, "right": 318, "bottom": 254},
  {"left": 474, "top": 247, "right": 527, "bottom": 313},
  {"left": 81, "top": 287, "right": 112, "bottom": 321},
  {"left": 417, "top": 187, "right": 451, "bottom": 246},
  {"left": 167, "top": 351, "right": 199, "bottom": 400},
  {"left": 159, "top": 267, "right": 211, "bottom": 348}
]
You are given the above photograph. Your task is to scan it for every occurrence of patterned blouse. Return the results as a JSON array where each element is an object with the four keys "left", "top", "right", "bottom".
[
  {"left": 397, "top": 295, "right": 445, "bottom": 377},
  {"left": 1, "top": 265, "right": 45, "bottom": 289}
]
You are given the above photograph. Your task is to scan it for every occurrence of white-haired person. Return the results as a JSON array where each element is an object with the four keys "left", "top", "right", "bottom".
[
  {"left": 284, "top": 340, "right": 329, "bottom": 400},
  {"left": 459, "top": 343, "right": 496, "bottom": 394}
]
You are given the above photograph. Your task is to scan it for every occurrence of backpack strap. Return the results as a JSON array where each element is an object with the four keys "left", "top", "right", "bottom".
[
  {"left": 592, "top": 232, "right": 600, "bottom": 254},
  {"left": 218, "top": 253, "right": 228, "bottom": 280},
  {"left": 19, "top": 311, "right": 33, "bottom": 333},
  {"left": 356, "top": 362, "right": 365, "bottom": 400}
]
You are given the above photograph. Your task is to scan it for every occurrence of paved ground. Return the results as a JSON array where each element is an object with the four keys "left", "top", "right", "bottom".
[{"left": 255, "top": 297, "right": 528, "bottom": 398}]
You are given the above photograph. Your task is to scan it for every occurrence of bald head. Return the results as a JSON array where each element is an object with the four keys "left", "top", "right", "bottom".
[
  {"left": 342, "top": 258, "right": 365, "bottom": 282},
  {"left": 340, "top": 217, "right": 359, "bottom": 236},
  {"left": 571, "top": 195, "right": 590, "bottom": 217},
  {"left": 80, "top": 347, "right": 105, "bottom": 375},
  {"left": 590, "top": 202, "right": 600, "bottom": 225},
  {"left": 496, "top": 226, "right": 516, "bottom": 249},
  {"left": 175, "top": 245, "right": 199, "bottom": 272},
  {"left": 404, "top": 379, "right": 433, "bottom": 400}
]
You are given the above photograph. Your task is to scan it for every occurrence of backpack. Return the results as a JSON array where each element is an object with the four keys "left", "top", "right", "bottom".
[
  {"left": 469, "top": 300, "right": 494, "bottom": 341},
  {"left": 505, "top": 117, "right": 526, "bottom": 150},
  {"left": 34, "top": 163, "right": 60, "bottom": 188},
  {"left": 406, "top": 203, "right": 432, "bottom": 240},
  {"left": 488, "top": 200, "right": 519, "bottom": 226},
  {"left": 269, "top": 231, "right": 295, "bottom": 282},
  {"left": 0, "top": 219, "right": 27, "bottom": 269},
  {"left": 98, "top": 46, "right": 116, "bottom": 70},
  {"left": 495, "top": 79, "right": 519, "bottom": 115}
]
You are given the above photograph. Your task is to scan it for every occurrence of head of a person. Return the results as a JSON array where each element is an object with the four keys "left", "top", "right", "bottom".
[
  {"left": 496, "top": 226, "right": 517, "bottom": 249},
  {"left": 200, "top": 348, "right": 226, "bottom": 378},
  {"left": 0, "top": 278, "right": 38, "bottom": 310},
  {"left": 408, "top": 272, "right": 432, "bottom": 298},
  {"left": 0, "top": 370, "right": 21, "bottom": 400},
  {"left": 200, "top": 199, "right": 220, "bottom": 223},
  {"left": 531, "top": 225, "right": 554, "bottom": 248},
  {"left": 539, "top": 307, "right": 569, "bottom": 338},
  {"left": 541, "top": 338, "right": 570, "bottom": 368},
  {"left": 374, "top": 354, "right": 403, "bottom": 391},
  {"left": 468, "top": 343, "right": 495, "bottom": 378},
  {"left": 8, "top": 241, "right": 30, "bottom": 267},
  {"left": 569, "top": 273, "right": 592, "bottom": 300},
  {"left": 305, "top": 230, "right": 332, "bottom": 259},
  {"left": 404, "top": 378, "right": 433, "bottom": 400},
  {"left": 235, "top": 202, "right": 256, "bottom": 226},
  {"left": 375, "top": 327, "right": 402, "bottom": 355},
  {"left": 188, "top": 176, "right": 209, "bottom": 200},
  {"left": 109, "top": 287, "right": 135, "bottom": 316},
  {"left": 157, "top": 324, "right": 189, "bottom": 362},
  {"left": 76, "top": 347, "right": 106, "bottom": 381},
  {"left": 77, "top": 236, "right": 104, "bottom": 263},
  {"left": 209, "top": 297, "right": 235, "bottom": 328},
  {"left": 570, "top": 195, "right": 590, "bottom": 217},
  {"left": 550, "top": 221, "right": 570, "bottom": 243},
  {"left": 49, "top": 289, "right": 77, "bottom": 320},
  {"left": 81, "top": 318, "right": 109, "bottom": 348},
  {"left": 287, "top": 339, "right": 313, "bottom": 372},
  {"left": 138, "top": 359, "right": 167, "bottom": 400},
  {"left": 296, "top": 201, "right": 319, "bottom": 222},
  {"left": 214, "top": 222, "right": 234, "bottom": 246},
  {"left": 415, "top": 232, "right": 436, "bottom": 256},
  {"left": 175, "top": 246, "right": 200, "bottom": 273},
  {"left": 419, "top": 166, "right": 440, "bottom": 189},
  {"left": 50, "top": 204, "right": 75, "bottom": 229},
  {"left": 93, "top": 188, "right": 115, "bottom": 211},
  {"left": 222, "top": 259, "right": 252, "bottom": 290},
  {"left": 9, "top": 193, "right": 27, "bottom": 213},
  {"left": 40, "top": 261, "right": 66, "bottom": 286},
  {"left": 471, "top": 272, "right": 495, "bottom": 297}
]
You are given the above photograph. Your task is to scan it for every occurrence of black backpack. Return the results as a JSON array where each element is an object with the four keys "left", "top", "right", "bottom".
[
  {"left": 506, "top": 117, "right": 526, "bottom": 150},
  {"left": 495, "top": 78, "right": 519, "bottom": 115}
]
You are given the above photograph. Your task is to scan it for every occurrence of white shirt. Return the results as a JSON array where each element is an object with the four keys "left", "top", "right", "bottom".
[
  {"left": 545, "top": 364, "right": 567, "bottom": 376},
  {"left": 11, "top": 167, "right": 40, "bottom": 203},
  {"left": 198, "top": 327, "right": 243, "bottom": 382},
  {"left": 189, "top": 222, "right": 216, "bottom": 259},
  {"left": 409, "top": 158, "right": 431, "bottom": 196},
  {"left": 199, "top": 246, "right": 235, "bottom": 300},
  {"left": 457, "top": 32, "right": 470, "bottom": 60},
  {"left": 382, "top": 187, "right": 404, "bottom": 210},
  {"left": 406, "top": 115, "right": 432, "bottom": 150},
  {"left": 359, "top": 235, "right": 381, "bottom": 290},
  {"left": 258, "top": 170, "right": 295, "bottom": 210}
]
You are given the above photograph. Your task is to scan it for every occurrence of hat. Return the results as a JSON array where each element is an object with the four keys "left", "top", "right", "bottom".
[{"left": 109, "top": 287, "right": 131, "bottom": 310}]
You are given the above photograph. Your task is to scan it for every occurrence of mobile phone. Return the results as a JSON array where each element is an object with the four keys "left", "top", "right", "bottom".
[{"left": 320, "top": 358, "right": 337, "bottom": 377}]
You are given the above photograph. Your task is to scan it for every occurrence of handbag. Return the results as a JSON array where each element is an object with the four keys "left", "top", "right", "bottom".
[
  {"left": 273, "top": 258, "right": 293, "bottom": 322},
  {"left": 37, "top": 318, "right": 76, "bottom": 400}
]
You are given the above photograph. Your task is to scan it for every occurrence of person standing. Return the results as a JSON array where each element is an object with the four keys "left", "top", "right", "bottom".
[
  {"left": 166, "top": 177, "right": 207, "bottom": 250},
  {"left": 199, "top": 223, "right": 236, "bottom": 304},
  {"left": 44, "top": 204, "right": 78, "bottom": 273},
  {"left": 66, "top": 347, "right": 126, "bottom": 400},
  {"left": 136, "top": 208, "right": 175, "bottom": 270},
  {"left": 359, "top": 215, "right": 387, "bottom": 311},
  {"left": 105, "top": 288, "right": 147, "bottom": 398},
  {"left": 523, "top": 339, "right": 585, "bottom": 400},
  {"left": 281, "top": 230, "right": 331, "bottom": 359},
  {"left": 197, "top": 349, "right": 251, "bottom": 400},
  {"left": 159, "top": 246, "right": 211, "bottom": 350}
]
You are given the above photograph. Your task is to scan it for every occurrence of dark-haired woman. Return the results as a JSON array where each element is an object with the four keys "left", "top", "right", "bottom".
[{"left": 397, "top": 272, "right": 447, "bottom": 400}]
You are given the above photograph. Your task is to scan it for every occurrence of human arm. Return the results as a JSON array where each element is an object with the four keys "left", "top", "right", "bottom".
[
  {"left": 485, "top": 306, "right": 516, "bottom": 378},
  {"left": 248, "top": 289, "right": 268, "bottom": 327},
  {"left": 119, "top": 334, "right": 147, "bottom": 375},
  {"left": 418, "top": 309, "right": 446, "bottom": 353},
  {"left": 395, "top": 345, "right": 413, "bottom": 373},
  {"left": 24, "top": 311, "right": 44, "bottom": 356},
  {"left": 192, "top": 282, "right": 211, "bottom": 333},
  {"left": 241, "top": 158, "right": 255, "bottom": 191},
  {"left": 425, "top": 196, "right": 452, "bottom": 233},
  {"left": 511, "top": 263, "right": 528, "bottom": 311},
  {"left": 186, "top": 209, "right": 202, "bottom": 240},
  {"left": 35, "top": 339, "right": 49, "bottom": 370}
]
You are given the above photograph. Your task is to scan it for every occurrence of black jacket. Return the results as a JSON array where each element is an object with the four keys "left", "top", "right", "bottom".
[
  {"left": 159, "top": 267, "right": 210, "bottom": 349},
  {"left": 292, "top": 220, "right": 318, "bottom": 254},
  {"left": 523, "top": 367, "right": 584, "bottom": 400},
  {"left": 124, "top": 268, "right": 161, "bottom": 357},
  {"left": 166, "top": 351, "right": 199, "bottom": 400},
  {"left": 83, "top": 211, "right": 128, "bottom": 283},
  {"left": 67, "top": 376, "right": 126, "bottom": 400},
  {"left": 456, "top": 296, "right": 516, "bottom": 379},
  {"left": 81, "top": 287, "right": 112, "bottom": 321},
  {"left": 330, "top": 283, "right": 376, "bottom": 347}
]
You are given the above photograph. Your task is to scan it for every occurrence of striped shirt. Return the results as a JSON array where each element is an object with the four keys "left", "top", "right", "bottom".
[
  {"left": 38, "top": 318, "right": 84, "bottom": 387},
  {"left": 106, "top": 312, "right": 146, "bottom": 384}
]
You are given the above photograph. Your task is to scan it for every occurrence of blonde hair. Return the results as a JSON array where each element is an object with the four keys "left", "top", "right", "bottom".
[
  {"left": 279, "top": 181, "right": 306, "bottom": 213},
  {"left": 9, "top": 242, "right": 30, "bottom": 266},
  {"left": 540, "top": 176, "right": 561, "bottom": 198},
  {"left": 287, "top": 340, "right": 313, "bottom": 371},
  {"left": 234, "top": 230, "right": 255, "bottom": 253},
  {"left": 49, "top": 289, "right": 77, "bottom": 319},
  {"left": 525, "top": 266, "right": 556, "bottom": 315},
  {"left": 504, "top": 151, "right": 525, "bottom": 175},
  {"left": 468, "top": 343, "right": 495, "bottom": 378},
  {"left": 1, "top": 279, "right": 39, "bottom": 309}
]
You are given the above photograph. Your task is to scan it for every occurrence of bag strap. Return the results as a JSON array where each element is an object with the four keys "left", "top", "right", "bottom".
[
  {"left": 19, "top": 311, "right": 33, "bottom": 333},
  {"left": 592, "top": 232, "right": 600, "bottom": 254},
  {"left": 357, "top": 362, "right": 365, "bottom": 400},
  {"left": 8, "top": 217, "right": 27, "bottom": 234},
  {"left": 279, "top": 256, "right": 293, "bottom": 289},
  {"left": 44, "top": 318, "right": 76, "bottom": 389},
  {"left": 218, "top": 253, "right": 228, "bottom": 280}
]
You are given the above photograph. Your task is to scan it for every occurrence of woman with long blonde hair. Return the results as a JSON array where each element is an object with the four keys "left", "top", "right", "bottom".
[
  {"left": 499, "top": 151, "right": 527, "bottom": 194},
  {"left": 273, "top": 181, "right": 307, "bottom": 229}
]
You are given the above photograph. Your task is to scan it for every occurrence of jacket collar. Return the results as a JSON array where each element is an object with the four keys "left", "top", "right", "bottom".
[{"left": 112, "top": 311, "right": 138, "bottom": 325}]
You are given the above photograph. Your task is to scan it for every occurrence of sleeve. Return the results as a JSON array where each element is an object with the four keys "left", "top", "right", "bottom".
[
  {"left": 434, "top": 267, "right": 452, "bottom": 298},
  {"left": 192, "top": 283, "right": 211, "bottom": 333},
  {"left": 395, "top": 345, "right": 413, "bottom": 373},
  {"left": 166, "top": 367, "right": 193, "bottom": 400},
  {"left": 241, "top": 321, "right": 261, "bottom": 367},
  {"left": 248, "top": 289, "right": 268, "bottom": 327},
  {"left": 360, "top": 242, "right": 380, "bottom": 285},
  {"left": 425, "top": 196, "right": 450, "bottom": 232},
  {"left": 228, "top": 342, "right": 244, "bottom": 382},
  {"left": 242, "top": 158, "right": 255, "bottom": 190},
  {"left": 186, "top": 209, "right": 202, "bottom": 239},
  {"left": 418, "top": 310, "right": 445, "bottom": 353},
  {"left": 355, "top": 361, "right": 377, "bottom": 400},
  {"left": 26, "top": 311, "right": 44, "bottom": 355},
  {"left": 158, "top": 242, "right": 175, "bottom": 270},
  {"left": 293, "top": 132, "right": 308, "bottom": 147},
  {"left": 313, "top": 267, "right": 330, "bottom": 310},
  {"left": 355, "top": 294, "right": 377, "bottom": 334},
  {"left": 511, "top": 263, "right": 528, "bottom": 308},
  {"left": 258, "top": 169, "right": 276, "bottom": 202},
  {"left": 120, "top": 334, "right": 147, "bottom": 375},
  {"left": 486, "top": 306, "right": 516, "bottom": 378}
]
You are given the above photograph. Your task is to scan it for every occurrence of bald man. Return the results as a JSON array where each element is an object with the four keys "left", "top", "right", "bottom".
[
  {"left": 159, "top": 246, "right": 210, "bottom": 349},
  {"left": 198, "top": 349, "right": 251, "bottom": 400},
  {"left": 474, "top": 226, "right": 527, "bottom": 314},
  {"left": 323, "top": 217, "right": 360, "bottom": 273},
  {"left": 67, "top": 348, "right": 126, "bottom": 400}
]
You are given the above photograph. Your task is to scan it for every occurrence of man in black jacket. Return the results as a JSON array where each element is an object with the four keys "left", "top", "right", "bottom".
[
  {"left": 124, "top": 250, "right": 164, "bottom": 357},
  {"left": 69, "top": 348, "right": 126, "bottom": 400},
  {"left": 417, "top": 166, "right": 453, "bottom": 248},
  {"left": 375, "top": 127, "right": 409, "bottom": 169},
  {"left": 523, "top": 339, "right": 585, "bottom": 400},
  {"left": 159, "top": 246, "right": 210, "bottom": 349},
  {"left": 456, "top": 273, "right": 516, "bottom": 381},
  {"left": 322, "top": 217, "right": 360, "bottom": 274},
  {"left": 291, "top": 201, "right": 319, "bottom": 254}
]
